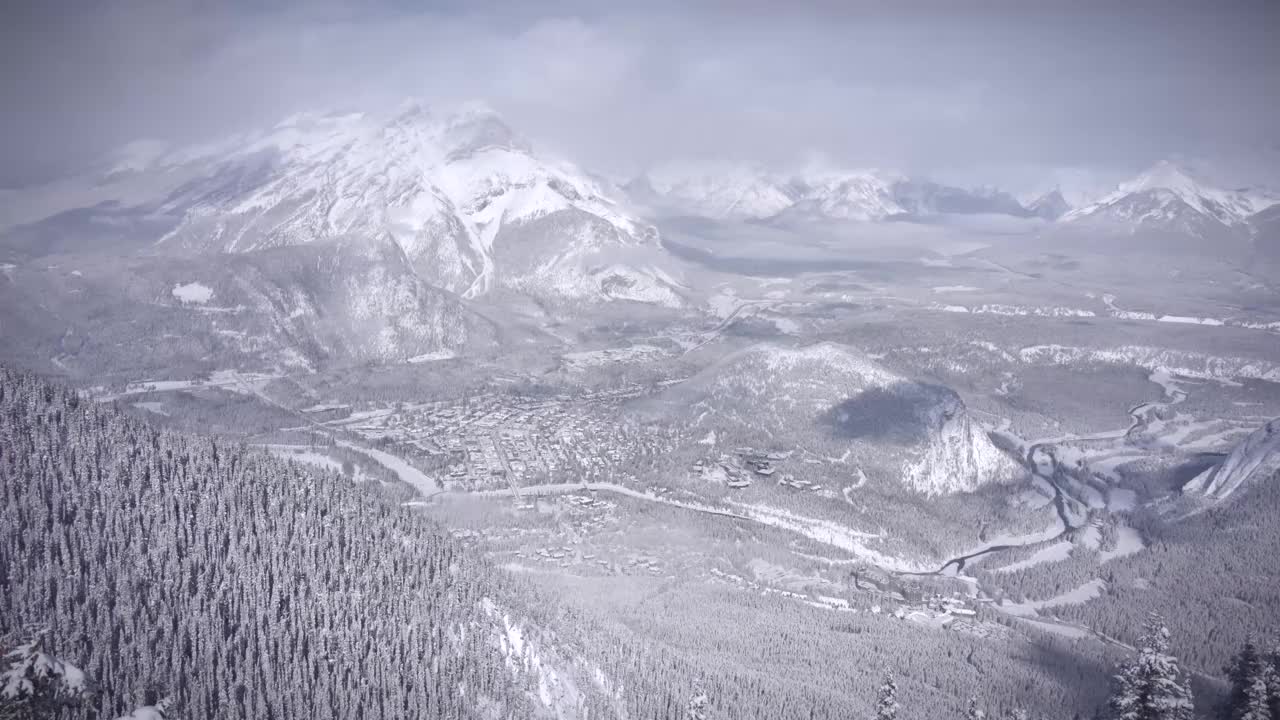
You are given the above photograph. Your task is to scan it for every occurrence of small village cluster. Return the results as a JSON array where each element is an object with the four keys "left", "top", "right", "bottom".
[
  {"left": 328, "top": 385, "right": 679, "bottom": 491},
  {"left": 691, "top": 447, "right": 825, "bottom": 492}
]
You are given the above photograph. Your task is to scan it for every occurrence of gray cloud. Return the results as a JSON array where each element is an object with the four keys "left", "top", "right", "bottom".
[{"left": 2, "top": 0, "right": 1277, "bottom": 188}]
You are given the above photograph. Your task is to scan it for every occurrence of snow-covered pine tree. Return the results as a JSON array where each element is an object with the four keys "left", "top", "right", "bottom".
[
  {"left": 1107, "top": 613, "right": 1194, "bottom": 720},
  {"left": 687, "top": 689, "right": 709, "bottom": 720},
  {"left": 0, "top": 631, "right": 90, "bottom": 720},
  {"left": 966, "top": 696, "right": 988, "bottom": 720},
  {"left": 1223, "top": 641, "right": 1262, "bottom": 720},
  {"left": 874, "top": 671, "right": 898, "bottom": 720},
  {"left": 1238, "top": 672, "right": 1271, "bottom": 720},
  {"left": 113, "top": 696, "right": 175, "bottom": 720},
  {"left": 1265, "top": 646, "right": 1280, "bottom": 720}
]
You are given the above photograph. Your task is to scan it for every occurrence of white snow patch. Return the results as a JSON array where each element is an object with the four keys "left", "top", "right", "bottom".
[
  {"left": 993, "top": 541, "right": 1073, "bottom": 573},
  {"left": 1100, "top": 526, "right": 1144, "bottom": 563},
  {"left": 132, "top": 401, "right": 169, "bottom": 416},
  {"left": 407, "top": 350, "right": 456, "bottom": 364},
  {"left": 562, "top": 344, "right": 667, "bottom": 369},
  {"left": 171, "top": 281, "right": 213, "bottom": 304},
  {"left": 997, "top": 579, "right": 1106, "bottom": 617}
]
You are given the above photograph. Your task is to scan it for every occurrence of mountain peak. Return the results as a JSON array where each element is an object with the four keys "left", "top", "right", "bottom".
[
  {"left": 1026, "top": 188, "right": 1070, "bottom": 220},
  {"left": 1062, "top": 159, "right": 1269, "bottom": 232},
  {"left": 1119, "top": 160, "right": 1204, "bottom": 196}
]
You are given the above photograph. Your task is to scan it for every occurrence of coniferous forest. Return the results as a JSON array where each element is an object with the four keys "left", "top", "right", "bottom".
[{"left": 0, "top": 368, "right": 552, "bottom": 719}]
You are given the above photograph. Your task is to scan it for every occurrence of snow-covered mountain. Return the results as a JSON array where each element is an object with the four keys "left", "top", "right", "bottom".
[
  {"left": 1183, "top": 418, "right": 1280, "bottom": 502},
  {"left": 1061, "top": 161, "right": 1276, "bottom": 238},
  {"left": 644, "top": 342, "right": 1020, "bottom": 496},
  {"left": 1025, "top": 189, "right": 1071, "bottom": 221},
  {"left": 631, "top": 162, "right": 796, "bottom": 220},
  {"left": 630, "top": 163, "right": 1042, "bottom": 224},
  {"left": 781, "top": 171, "right": 906, "bottom": 222},
  {"left": 9, "top": 102, "right": 683, "bottom": 308}
]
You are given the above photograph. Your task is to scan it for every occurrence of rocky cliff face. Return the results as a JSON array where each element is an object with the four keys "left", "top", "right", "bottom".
[{"left": 1184, "top": 418, "right": 1280, "bottom": 502}]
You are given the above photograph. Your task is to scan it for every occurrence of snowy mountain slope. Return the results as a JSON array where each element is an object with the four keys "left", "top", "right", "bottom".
[
  {"left": 634, "top": 162, "right": 796, "bottom": 220},
  {"left": 781, "top": 171, "right": 906, "bottom": 222},
  {"left": 1249, "top": 204, "right": 1280, "bottom": 262},
  {"left": 1183, "top": 418, "right": 1280, "bottom": 502},
  {"left": 4, "top": 103, "right": 683, "bottom": 307},
  {"left": 1062, "top": 161, "right": 1276, "bottom": 237},
  {"left": 643, "top": 342, "right": 1020, "bottom": 495},
  {"left": 0, "top": 235, "right": 497, "bottom": 375}
]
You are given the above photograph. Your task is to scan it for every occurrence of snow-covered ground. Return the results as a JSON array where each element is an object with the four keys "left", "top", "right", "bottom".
[
  {"left": 131, "top": 401, "right": 169, "bottom": 416},
  {"left": 406, "top": 350, "right": 456, "bottom": 364},
  {"left": 261, "top": 444, "right": 346, "bottom": 474},
  {"left": 992, "top": 541, "right": 1073, "bottom": 573},
  {"left": 93, "top": 370, "right": 279, "bottom": 401},
  {"left": 171, "top": 281, "right": 213, "bottom": 304},
  {"left": 1099, "top": 526, "right": 1145, "bottom": 563},
  {"left": 996, "top": 579, "right": 1107, "bottom": 617},
  {"left": 562, "top": 345, "right": 668, "bottom": 369},
  {"left": 335, "top": 440, "right": 439, "bottom": 499},
  {"left": 930, "top": 302, "right": 1096, "bottom": 318}
]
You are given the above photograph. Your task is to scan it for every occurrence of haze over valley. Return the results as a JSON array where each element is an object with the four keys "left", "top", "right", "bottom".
[{"left": 2, "top": 3, "right": 1279, "bottom": 719}]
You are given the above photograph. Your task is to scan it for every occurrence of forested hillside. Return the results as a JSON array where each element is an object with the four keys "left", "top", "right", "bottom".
[{"left": 0, "top": 368, "right": 568, "bottom": 719}]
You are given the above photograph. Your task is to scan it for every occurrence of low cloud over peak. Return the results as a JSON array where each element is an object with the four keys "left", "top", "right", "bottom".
[{"left": 2, "top": 0, "right": 1277, "bottom": 189}]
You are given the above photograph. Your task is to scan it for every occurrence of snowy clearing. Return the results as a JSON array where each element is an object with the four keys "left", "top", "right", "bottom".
[
  {"left": 1099, "top": 526, "right": 1145, "bottom": 563},
  {"left": 997, "top": 579, "right": 1106, "bottom": 617},
  {"left": 407, "top": 350, "right": 457, "bottom": 364},
  {"left": 993, "top": 541, "right": 1073, "bottom": 574},
  {"left": 172, "top": 281, "right": 213, "bottom": 304}
]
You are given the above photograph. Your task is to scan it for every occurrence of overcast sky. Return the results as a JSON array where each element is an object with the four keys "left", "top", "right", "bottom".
[{"left": 2, "top": 0, "right": 1277, "bottom": 189}]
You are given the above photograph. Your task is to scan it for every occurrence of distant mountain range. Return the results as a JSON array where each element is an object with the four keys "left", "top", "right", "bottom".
[
  {"left": 627, "top": 163, "right": 1049, "bottom": 223},
  {"left": 627, "top": 159, "right": 1280, "bottom": 243}
]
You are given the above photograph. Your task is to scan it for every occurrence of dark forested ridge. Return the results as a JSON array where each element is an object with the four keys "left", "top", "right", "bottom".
[{"left": 0, "top": 368, "right": 562, "bottom": 719}]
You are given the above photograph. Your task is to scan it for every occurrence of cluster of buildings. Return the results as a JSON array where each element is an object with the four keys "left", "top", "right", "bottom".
[
  {"left": 330, "top": 385, "right": 678, "bottom": 492},
  {"left": 691, "top": 447, "right": 827, "bottom": 491}
]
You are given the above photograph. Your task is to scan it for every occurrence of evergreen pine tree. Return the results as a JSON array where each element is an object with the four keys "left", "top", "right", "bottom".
[
  {"left": 1223, "top": 641, "right": 1262, "bottom": 720},
  {"left": 0, "top": 632, "right": 90, "bottom": 720},
  {"left": 1107, "top": 613, "right": 1194, "bottom": 720},
  {"left": 874, "top": 671, "right": 898, "bottom": 720},
  {"left": 966, "top": 696, "right": 988, "bottom": 720},
  {"left": 1239, "top": 673, "right": 1271, "bottom": 720},
  {"left": 113, "top": 696, "right": 175, "bottom": 720},
  {"left": 687, "top": 689, "right": 709, "bottom": 720},
  {"left": 1265, "top": 647, "right": 1280, "bottom": 720}
]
